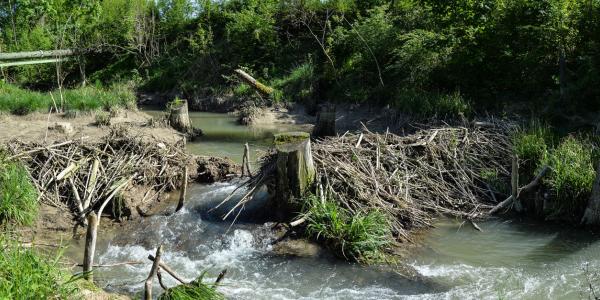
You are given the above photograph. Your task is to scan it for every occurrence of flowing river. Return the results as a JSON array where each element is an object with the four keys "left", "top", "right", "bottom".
[{"left": 66, "top": 112, "right": 600, "bottom": 299}]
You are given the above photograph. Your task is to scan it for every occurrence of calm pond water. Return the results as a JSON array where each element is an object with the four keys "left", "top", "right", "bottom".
[
  {"left": 143, "top": 109, "right": 311, "bottom": 164},
  {"left": 66, "top": 111, "right": 600, "bottom": 299}
]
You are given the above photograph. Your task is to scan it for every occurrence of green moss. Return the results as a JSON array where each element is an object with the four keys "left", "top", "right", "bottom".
[
  {"left": 303, "top": 194, "right": 391, "bottom": 263},
  {"left": 274, "top": 132, "right": 310, "bottom": 146},
  {"left": 0, "top": 158, "right": 38, "bottom": 226},
  {"left": 542, "top": 136, "right": 596, "bottom": 218}
]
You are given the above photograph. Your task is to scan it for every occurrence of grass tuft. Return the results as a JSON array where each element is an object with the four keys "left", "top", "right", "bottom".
[
  {"left": 303, "top": 194, "right": 391, "bottom": 263},
  {"left": 0, "top": 158, "right": 38, "bottom": 226},
  {"left": 542, "top": 136, "right": 596, "bottom": 218},
  {"left": 0, "top": 236, "right": 78, "bottom": 299}
]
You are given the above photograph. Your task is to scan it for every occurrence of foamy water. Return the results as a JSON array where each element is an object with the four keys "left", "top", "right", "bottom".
[{"left": 66, "top": 183, "right": 600, "bottom": 299}]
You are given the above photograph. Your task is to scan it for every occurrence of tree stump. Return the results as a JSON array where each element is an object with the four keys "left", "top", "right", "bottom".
[
  {"left": 274, "top": 132, "right": 316, "bottom": 219},
  {"left": 168, "top": 99, "right": 202, "bottom": 139},
  {"left": 582, "top": 163, "right": 600, "bottom": 225},
  {"left": 312, "top": 104, "right": 336, "bottom": 138}
]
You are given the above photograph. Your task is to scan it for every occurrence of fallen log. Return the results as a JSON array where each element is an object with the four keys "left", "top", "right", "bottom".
[{"left": 234, "top": 69, "right": 274, "bottom": 95}]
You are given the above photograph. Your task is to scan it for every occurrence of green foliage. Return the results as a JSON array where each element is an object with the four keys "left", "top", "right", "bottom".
[
  {"left": 303, "top": 194, "right": 391, "bottom": 263},
  {"left": 480, "top": 168, "right": 509, "bottom": 196},
  {"left": 2, "top": 0, "right": 600, "bottom": 117},
  {"left": 513, "top": 121, "right": 554, "bottom": 181},
  {"left": 392, "top": 90, "right": 470, "bottom": 118},
  {"left": 0, "top": 158, "right": 38, "bottom": 226},
  {"left": 158, "top": 272, "right": 224, "bottom": 300},
  {"left": 0, "top": 236, "right": 77, "bottom": 299},
  {"left": 542, "top": 136, "right": 596, "bottom": 217},
  {"left": 0, "top": 82, "right": 136, "bottom": 114}
]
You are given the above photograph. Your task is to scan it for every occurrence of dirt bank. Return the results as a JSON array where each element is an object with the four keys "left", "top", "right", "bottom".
[{"left": 0, "top": 109, "right": 182, "bottom": 145}]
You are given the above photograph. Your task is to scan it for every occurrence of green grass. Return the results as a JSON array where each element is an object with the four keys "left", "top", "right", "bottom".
[
  {"left": 158, "top": 273, "right": 224, "bottom": 300},
  {"left": 0, "top": 235, "right": 78, "bottom": 299},
  {"left": 0, "top": 82, "right": 136, "bottom": 115},
  {"left": 542, "top": 136, "right": 596, "bottom": 218},
  {"left": 0, "top": 158, "right": 38, "bottom": 226},
  {"left": 303, "top": 194, "right": 391, "bottom": 263},
  {"left": 391, "top": 89, "right": 471, "bottom": 119},
  {"left": 513, "top": 121, "right": 555, "bottom": 180}
]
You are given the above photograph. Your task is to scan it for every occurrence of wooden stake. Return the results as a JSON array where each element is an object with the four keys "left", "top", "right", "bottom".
[
  {"left": 243, "top": 143, "right": 252, "bottom": 177},
  {"left": 175, "top": 166, "right": 188, "bottom": 213},
  {"left": 83, "top": 212, "right": 98, "bottom": 281},
  {"left": 145, "top": 245, "right": 163, "bottom": 300},
  {"left": 148, "top": 254, "right": 187, "bottom": 284}
]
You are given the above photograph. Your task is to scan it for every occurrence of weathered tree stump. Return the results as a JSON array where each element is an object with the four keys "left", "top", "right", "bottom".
[
  {"left": 168, "top": 99, "right": 202, "bottom": 139},
  {"left": 83, "top": 212, "right": 98, "bottom": 281},
  {"left": 582, "top": 163, "right": 600, "bottom": 225},
  {"left": 273, "top": 132, "right": 316, "bottom": 219},
  {"left": 312, "top": 104, "right": 336, "bottom": 138}
]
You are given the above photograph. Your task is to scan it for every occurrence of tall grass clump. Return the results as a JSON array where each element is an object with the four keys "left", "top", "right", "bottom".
[
  {"left": 158, "top": 273, "right": 225, "bottom": 300},
  {"left": 542, "top": 136, "right": 596, "bottom": 218},
  {"left": 512, "top": 121, "right": 554, "bottom": 180},
  {"left": 303, "top": 194, "right": 391, "bottom": 263},
  {"left": 0, "top": 157, "right": 38, "bottom": 226},
  {"left": 0, "top": 236, "right": 77, "bottom": 299}
]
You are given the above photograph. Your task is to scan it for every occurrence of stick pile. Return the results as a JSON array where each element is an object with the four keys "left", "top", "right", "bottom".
[
  {"left": 312, "top": 122, "right": 513, "bottom": 241},
  {"left": 7, "top": 130, "right": 191, "bottom": 222}
]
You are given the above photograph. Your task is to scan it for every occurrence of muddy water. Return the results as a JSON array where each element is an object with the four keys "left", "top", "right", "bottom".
[{"left": 68, "top": 112, "right": 600, "bottom": 299}]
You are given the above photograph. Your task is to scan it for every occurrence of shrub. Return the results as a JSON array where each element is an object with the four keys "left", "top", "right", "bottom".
[
  {"left": 0, "top": 236, "right": 77, "bottom": 299},
  {"left": 303, "top": 194, "right": 391, "bottom": 263},
  {"left": 0, "top": 159, "right": 38, "bottom": 226},
  {"left": 542, "top": 136, "right": 596, "bottom": 218},
  {"left": 94, "top": 111, "right": 111, "bottom": 126},
  {"left": 272, "top": 62, "right": 316, "bottom": 104}
]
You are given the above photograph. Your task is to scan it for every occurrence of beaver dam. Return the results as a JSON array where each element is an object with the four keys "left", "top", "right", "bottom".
[{"left": 7, "top": 114, "right": 600, "bottom": 299}]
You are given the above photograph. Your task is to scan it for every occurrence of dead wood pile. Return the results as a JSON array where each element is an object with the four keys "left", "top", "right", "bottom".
[
  {"left": 7, "top": 130, "right": 192, "bottom": 222},
  {"left": 312, "top": 122, "right": 513, "bottom": 241}
]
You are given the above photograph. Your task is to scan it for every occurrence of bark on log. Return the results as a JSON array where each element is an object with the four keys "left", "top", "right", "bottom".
[
  {"left": 312, "top": 104, "right": 336, "bottom": 138},
  {"left": 274, "top": 132, "right": 316, "bottom": 219},
  {"left": 169, "top": 100, "right": 194, "bottom": 135},
  {"left": 234, "top": 69, "right": 274, "bottom": 95},
  {"left": 83, "top": 212, "right": 98, "bottom": 281},
  {"left": 582, "top": 163, "right": 600, "bottom": 225}
]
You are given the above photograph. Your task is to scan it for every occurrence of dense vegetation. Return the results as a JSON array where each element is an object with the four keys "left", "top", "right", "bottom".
[
  {"left": 1, "top": 0, "right": 599, "bottom": 120},
  {"left": 511, "top": 125, "right": 598, "bottom": 221}
]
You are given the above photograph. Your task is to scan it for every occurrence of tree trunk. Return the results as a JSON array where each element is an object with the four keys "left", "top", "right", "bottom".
[
  {"left": 274, "top": 132, "right": 316, "bottom": 219},
  {"left": 559, "top": 47, "right": 566, "bottom": 100},
  {"left": 582, "top": 163, "right": 600, "bottom": 225},
  {"left": 312, "top": 104, "right": 336, "bottom": 138},
  {"left": 168, "top": 100, "right": 199, "bottom": 138},
  {"left": 0, "top": 49, "right": 75, "bottom": 60}
]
